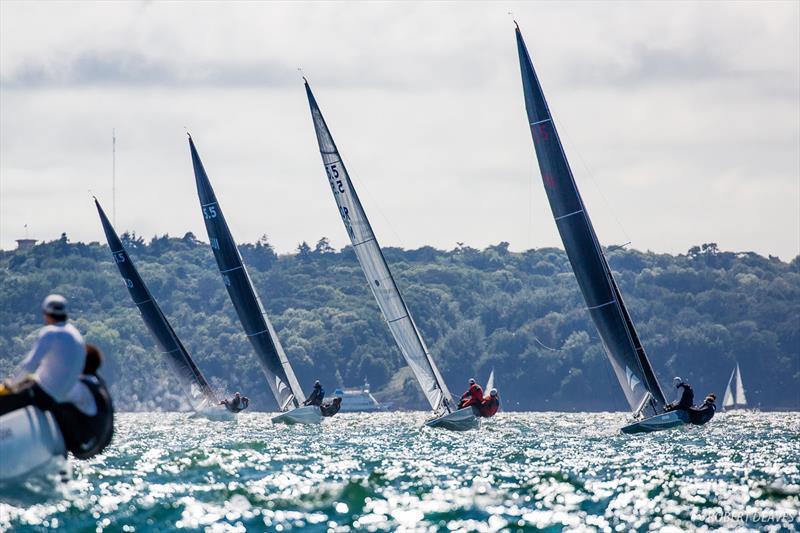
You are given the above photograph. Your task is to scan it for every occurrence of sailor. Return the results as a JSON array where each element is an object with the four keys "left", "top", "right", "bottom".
[
  {"left": 303, "top": 380, "right": 325, "bottom": 407},
  {"left": 320, "top": 396, "right": 342, "bottom": 417},
  {"left": 689, "top": 393, "right": 717, "bottom": 426},
  {"left": 220, "top": 392, "right": 249, "bottom": 413},
  {"left": 0, "top": 295, "right": 91, "bottom": 417},
  {"left": 477, "top": 389, "right": 500, "bottom": 418},
  {"left": 664, "top": 377, "right": 694, "bottom": 412},
  {"left": 53, "top": 344, "right": 115, "bottom": 458},
  {"left": 458, "top": 378, "right": 483, "bottom": 409}
]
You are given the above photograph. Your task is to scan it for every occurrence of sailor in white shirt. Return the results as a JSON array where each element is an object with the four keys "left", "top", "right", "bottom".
[{"left": 0, "top": 294, "right": 96, "bottom": 416}]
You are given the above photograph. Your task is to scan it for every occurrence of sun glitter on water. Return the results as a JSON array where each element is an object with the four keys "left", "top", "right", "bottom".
[{"left": 2, "top": 411, "right": 798, "bottom": 532}]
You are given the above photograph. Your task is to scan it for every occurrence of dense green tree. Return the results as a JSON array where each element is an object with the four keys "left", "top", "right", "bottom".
[{"left": 0, "top": 238, "right": 797, "bottom": 411}]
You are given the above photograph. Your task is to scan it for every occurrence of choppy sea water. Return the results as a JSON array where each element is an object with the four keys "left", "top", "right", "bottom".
[{"left": 1, "top": 412, "right": 798, "bottom": 532}]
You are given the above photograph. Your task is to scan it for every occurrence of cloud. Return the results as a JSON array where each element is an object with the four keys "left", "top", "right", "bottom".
[{"left": 0, "top": 1, "right": 797, "bottom": 260}]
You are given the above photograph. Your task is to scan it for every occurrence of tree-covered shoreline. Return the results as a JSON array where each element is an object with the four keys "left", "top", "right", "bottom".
[{"left": 1, "top": 234, "right": 797, "bottom": 411}]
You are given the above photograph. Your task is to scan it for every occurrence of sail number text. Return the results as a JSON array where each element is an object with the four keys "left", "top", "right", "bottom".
[
  {"left": 326, "top": 164, "right": 345, "bottom": 194},
  {"left": 203, "top": 205, "right": 218, "bottom": 219}
]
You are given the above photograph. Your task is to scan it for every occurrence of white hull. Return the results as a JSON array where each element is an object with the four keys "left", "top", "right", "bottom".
[
  {"left": 0, "top": 406, "right": 66, "bottom": 483},
  {"left": 621, "top": 410, "right": 690, "bottom": 434},
  {"left": 190, "top": 407, "right": 238, "bottom": 421},
  {"left": 271, "top": 405, "right": 322, "bottom": 425},
  {"left": 425, "top": 407, "right": 480, "bottom": 431}
]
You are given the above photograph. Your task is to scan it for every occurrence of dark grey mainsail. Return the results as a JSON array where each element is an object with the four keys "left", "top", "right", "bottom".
[
  {"left": 188, "top": 136, "right": 304, "bottom": 411},
  {"left": 304, "top": 80, "right": 455, "bottom": 416},
  {"left": 95, "top": 198, "right": 217, "bottom": 410},
  {"left": 514, "top": 24, "right": 667, "bottom": 416}
]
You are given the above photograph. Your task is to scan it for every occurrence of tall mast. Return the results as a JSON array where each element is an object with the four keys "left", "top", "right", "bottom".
[{"left": 112, "top": 129, "right": 116, "bottom": 226}]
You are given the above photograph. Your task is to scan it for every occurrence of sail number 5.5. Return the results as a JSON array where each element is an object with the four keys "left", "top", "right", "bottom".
[
  {"left": 202, "top": 205, "right": 218, "bottom": 219},
  {"left": 326, "top": 164, "right": 345, "bottom": 194}
]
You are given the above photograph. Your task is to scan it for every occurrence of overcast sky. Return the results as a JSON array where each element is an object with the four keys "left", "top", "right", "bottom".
[{"left": 1, "top": 1, "right": 798, "bottom": 259}]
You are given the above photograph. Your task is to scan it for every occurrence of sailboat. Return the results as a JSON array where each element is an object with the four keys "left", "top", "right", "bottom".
[
  {"left": 514, "top": 24, "right": 688, "bottom": 434},
  {"left": 187, "top": 136, "right": 320, "bottom": 425},
  {"left": 303, "top": 79, "right": 477, "bottom": 431},
  {"left": 723, "top": 363, "right": 747, "bottom": 411},
  {"left": 94, "top": 198, "right": 233, "bottom": 420}
]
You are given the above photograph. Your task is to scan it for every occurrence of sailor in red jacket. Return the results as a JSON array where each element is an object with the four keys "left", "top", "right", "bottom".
[
  {"left": 477, "top": 389, "right": 500, "bottom": 418},
  {"left": 458, "top": 378, "right": 483, "bottom": 409}
]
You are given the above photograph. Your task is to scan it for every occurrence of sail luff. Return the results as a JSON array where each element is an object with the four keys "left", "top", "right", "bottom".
[
  {"left": 95, "top": 198, "right": 217, "bottom": 409},
  {"left": 304, "top": 81, "right": 455, "bottom": 414},
  {"left": 515, "top": 25, "right": 666, "bottom": 415},
  {"left": 188, "top": 137, "right": 304, "bottom": 410}
]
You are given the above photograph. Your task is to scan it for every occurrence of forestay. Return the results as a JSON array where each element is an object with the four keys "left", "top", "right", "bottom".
[
  {"left": 304, "top": 80, "right": 455, "bottom": 415},
  {"left": 514, "top": 25, "right": 667, "bottom": 417},
  {"left": 95, "top": 198, "right": 217, "bottom": 410},
  {"left": 188, "top": 137, "right": 304, "bottom": 411}
]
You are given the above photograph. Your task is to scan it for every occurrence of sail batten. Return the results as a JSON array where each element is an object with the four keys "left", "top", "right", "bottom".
[
  {"left": 304, "top": 81, "right": 455, "bottom": 415},
  {"left": 95, "top": 199, "right": 217, "bottom": 410},
  {"left": 515, "top": 25, "right": 666, "bottom": 416},
  {"left": 188, "top": 137, "right": 304, "bottom": 410}
]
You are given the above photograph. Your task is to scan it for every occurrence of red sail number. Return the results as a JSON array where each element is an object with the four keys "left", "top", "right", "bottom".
[{"left": 532, "top": 123, "right": 550, "bottom": 142}]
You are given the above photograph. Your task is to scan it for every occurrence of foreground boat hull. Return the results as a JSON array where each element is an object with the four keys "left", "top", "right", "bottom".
[
  {"left": 425, "top": 407, "right": 481, "bottom": 431},
  {"left": 0, "top": 406, "right": 66, "bottom": 483},
  {"left": 621, "top": 410, "right": 690, "bottom": 434},
  {"left": 271, "top": 405, "right": 322, "bottom": 425}
]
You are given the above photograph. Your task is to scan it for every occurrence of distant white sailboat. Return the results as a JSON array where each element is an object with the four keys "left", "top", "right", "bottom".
[{"left": 723, "top": 363, "right": 748, "bottom": 410}]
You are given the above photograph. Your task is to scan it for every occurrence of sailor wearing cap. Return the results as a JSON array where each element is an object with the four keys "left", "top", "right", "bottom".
[{"left": 0, "top": 294, "right": 94, "bottom": 417}]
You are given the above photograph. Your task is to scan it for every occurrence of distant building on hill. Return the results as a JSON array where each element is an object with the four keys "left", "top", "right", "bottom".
[{"left": 15, "top": 238, "right": 37, "bottom": 251}]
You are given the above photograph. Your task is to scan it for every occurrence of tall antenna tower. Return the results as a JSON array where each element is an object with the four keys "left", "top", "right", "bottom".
[{"left": 112, "top": 128, "right": 116, "bottom": 225}]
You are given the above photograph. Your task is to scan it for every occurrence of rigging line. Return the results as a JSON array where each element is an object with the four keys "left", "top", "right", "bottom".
[
  {"left": 534, "top": 336, "right": 559, "bottom": 351},
  {"left": 528, "top": 161, "right": 533, "bottom": 251},
  {"left": 551, "top": 114, "right": 632, "bottom": 247},
  {"left": 347, "top": 166, "right": 406, "bottom": 249}
]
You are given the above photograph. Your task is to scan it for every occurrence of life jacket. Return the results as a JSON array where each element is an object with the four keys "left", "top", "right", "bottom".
[
  {"left": 227, "top": 397, "right": 248, "bottom": 413},
  {"left": 55, "top": 375, "right": 114, "bottom": 459},
  {"left": 460, "top": 384, "right": 484, "bottom": 408},
  {"left": 688, "top": 401, "right": 716, "bottom": 426},
  {"left": 477, "top": 395, "right": 500, "bottom": 418},
  {"left": 676, "top": 383, "right": 694, "bottom": 410},
  {"left": 321, "top": 398, "right": 341, "bottom": 417}
]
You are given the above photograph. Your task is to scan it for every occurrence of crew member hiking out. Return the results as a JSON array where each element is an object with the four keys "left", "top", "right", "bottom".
[
  {"left": 303, "top": 380, "right": 325, "bottom": 407},
  {"left": 689, "top": 393, "right": 717, "bottom": 426},
  {"left": 664, "top": 377, "right": 694, "bottom": 413},
  {"left": 55, "top": 343, "right": 115, "bottom": 458},
  {"left": 220, "top": 392, "right": 249, "bottom": 413},
  {"left": 0, "top": 295, "right": 114, "bottom": 458},
  {"left": 477, "top": 388, "right": 500, "bottom": 418},
  {"left": 320, "top": 396, "right": 342, "bottom": 417},
  {"left": 0, "top": 295, "right": 90, "bottom": 416},
  {"left": 458, "top": 378, "right": 483, "bottom": 409}
]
